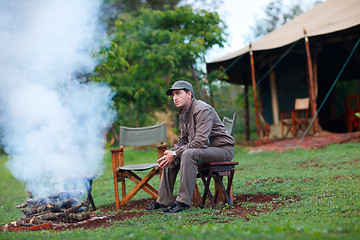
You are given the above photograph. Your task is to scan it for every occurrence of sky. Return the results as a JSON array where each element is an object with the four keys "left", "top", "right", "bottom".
[
  {"left": 206, "top": 0, "right": 273, "bottom": 62},
  {"left": 206, "top": 0, "right": 322, "bottom": 62}
]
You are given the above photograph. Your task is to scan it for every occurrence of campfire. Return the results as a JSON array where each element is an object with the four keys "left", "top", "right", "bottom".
[{"left": 3, "top": 192, "right": 94, "bottom": 231}]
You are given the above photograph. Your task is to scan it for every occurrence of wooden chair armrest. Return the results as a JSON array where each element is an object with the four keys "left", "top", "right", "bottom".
[
  {"left": 110, "top": 146, "right": 124, "bottom": 171},
  {"left": 157, "top": 142, "right": 167, "bottom": 150},
  {"left": 110, "top": 146, "right": 124, "bottom": 153}
]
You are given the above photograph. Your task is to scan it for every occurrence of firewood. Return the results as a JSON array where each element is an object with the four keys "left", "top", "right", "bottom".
[
  {"left": 29, "top": 218, "right": 47, "bottom": 225},
  {"left": 64, "top": 201, "right": 89, "bottom": 213},
  {"left": 28, "top": 222, "right": 51, "bottom": 231},
  {"left": 58, "top": 212, "right": 91, "bottom": 223},
  {"left": 21, "top": 202, "right": 65, "bottom": 216},
  {"left": 37, "top": 212, "right": 62, "bottom": 221},
  {"left": 21, "top": 205, "right": 48, "bottom": 216},
  {"left": 48, "top": 192, "right": 71, "bottom": 200},
  {"left": 35, "top": 212, "right": 91, "bottom": 223},
  {"left": 15, "top": 202, "right": 30, "bottom": 208},
  {"left": 16, "top": 221, "right": 35, "bottom": 227},
  {"left": 47, "top": 203, "right": 61, "bottom": 213},
  {"left": 27, "top": 218, "right": 49, "bottom": 225},
  {"left": 60, "top": 198, "right": 77, "bottom": 209},
  {"left": 26, "top": 198, "right": 46, "bottom": 206},
  {"left": 22, "top": 216, "right": 55, "bottom": 225},
  {"left": 15, "top": 192, "right": 91, "bottom": 225}
]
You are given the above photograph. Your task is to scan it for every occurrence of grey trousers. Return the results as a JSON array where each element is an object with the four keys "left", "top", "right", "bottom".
[{"left": 156, "top": 146, "right": 234, "bottom": 206}]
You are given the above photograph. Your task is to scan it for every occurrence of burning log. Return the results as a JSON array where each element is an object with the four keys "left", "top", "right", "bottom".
[
  {"left": 10, "top": 191, "right": 92, "bottom": 229},
  {"left": 20, "top": 203, "right": 61, "bottom": 216},
  {"left": 61, "top": 198, "right": 77, "bottom": 209},
  {"left": 64, "top": 200, "right": 89, "bottom": 213},
  {"left": 34, "top": 212, "right": 91, "bottom": 223}
]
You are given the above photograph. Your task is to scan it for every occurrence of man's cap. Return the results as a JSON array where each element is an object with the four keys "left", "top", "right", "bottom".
[{"left": 166, "top": 80, "right": 194, "bottom": 96}]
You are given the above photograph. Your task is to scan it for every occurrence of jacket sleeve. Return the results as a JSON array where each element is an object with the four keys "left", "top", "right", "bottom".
[{"left": 172, "top": 128, "right": 188, "bottom": 151}]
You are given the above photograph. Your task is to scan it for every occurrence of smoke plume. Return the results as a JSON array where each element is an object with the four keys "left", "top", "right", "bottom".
[{"left": 0, "top": 0, "right": 116, "bottom": 198}]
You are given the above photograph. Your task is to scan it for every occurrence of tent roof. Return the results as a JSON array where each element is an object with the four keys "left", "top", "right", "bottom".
[{"left": 208, "top": 0, "right": 360, "bottom": 64}]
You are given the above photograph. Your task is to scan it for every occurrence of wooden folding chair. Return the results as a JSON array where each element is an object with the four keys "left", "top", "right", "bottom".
[
  {"left": 110, "top": 123, "right": 167, "bottom": 209},
  {"left": 223, "top": 113, "right": 238, "bottom": 136},
  {"left": 345, "top": 94, "right": 360, "bottom": 132},
  {"left": 280, "top": 98, "right": 309, "bottom": 138},
  {"left": 192, "top": 113, "right": 239, "bottom": 208}
]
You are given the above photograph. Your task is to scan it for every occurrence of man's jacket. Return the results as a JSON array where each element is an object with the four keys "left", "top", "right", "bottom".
[{"left": 172, "top": 98, "right": 235, "bottom": 158}]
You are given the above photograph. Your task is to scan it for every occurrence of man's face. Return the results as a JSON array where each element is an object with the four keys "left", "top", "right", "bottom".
[{"left": 172, "top": 89, "right": 191, "bottom": 108}]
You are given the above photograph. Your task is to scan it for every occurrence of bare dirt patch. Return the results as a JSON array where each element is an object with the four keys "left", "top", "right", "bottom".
[
  {"left": 1, "top": 194, "right": 299, "bottom": 232},
  {"left": 246, "top": 132, "right": 360, "bottom": 152}
]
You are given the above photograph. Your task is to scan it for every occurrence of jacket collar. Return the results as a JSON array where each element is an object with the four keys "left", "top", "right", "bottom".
[{"left": 179, "top": 97, "right": 195, "bottom": 118}]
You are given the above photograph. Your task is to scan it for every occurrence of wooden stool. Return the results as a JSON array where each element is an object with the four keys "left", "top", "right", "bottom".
[{"left": 197, "top": 161, "right": 238, "bottom": 208}]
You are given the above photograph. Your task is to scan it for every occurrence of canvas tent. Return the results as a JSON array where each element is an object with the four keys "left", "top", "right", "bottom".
[{"left": 207, "top": 0, "right": 360, "bottom": 138}]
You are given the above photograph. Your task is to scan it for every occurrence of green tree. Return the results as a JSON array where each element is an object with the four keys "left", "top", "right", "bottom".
[
  {"left": 102, "top": 0, "right": 223, "bottom": 32},
  {"left": 94, "top": 6, "right": 226, "bottom": 131}
]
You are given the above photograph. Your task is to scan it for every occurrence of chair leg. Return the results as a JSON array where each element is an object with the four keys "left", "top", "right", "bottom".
[
  {"left": 282, "top": 123, "right": 292, "bottom": 138},
  {"left": 227, "top": 170, "right": 235, "bottom": 205},
  {"left": 113, "top": 174, "right": 120, "bottom": 210},
  {"left": 214, "top": 173, "right": 232, "bottom": 207},
  {"left": 285, "top": 126, "right": 292, "bottom": 138},
  {"left": 214, "top": 173, "right": 235, "bottom": 205},
  {"left": 121, "top": 181, "right": 126, "bottom": 198},
  {"left": 126, "top": 171, "right": 159, "bottom": 198},
  {"left": 292, "top": 122, "right": 297, "bottom": 137},
  {"left": 214, "top": 176, "right": 225, "bottom": 204},
  {"left": 200, "top": 170, "right": 216, "bottom": 209},
  {"left": 119, "top": 168, "right": 159, "bottom": 207},
  {"left": 192, "top": 183, "right": 201, "bottom": 207}
]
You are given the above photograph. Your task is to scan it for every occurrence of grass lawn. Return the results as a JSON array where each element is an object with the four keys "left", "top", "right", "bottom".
[{"left": 0, "top": 142, "right": 360, "bottom": 239}]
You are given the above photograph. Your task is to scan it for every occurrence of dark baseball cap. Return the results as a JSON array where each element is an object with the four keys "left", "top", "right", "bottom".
[{"left": 166, "top": 80, "right": 194, "bottom": 96}]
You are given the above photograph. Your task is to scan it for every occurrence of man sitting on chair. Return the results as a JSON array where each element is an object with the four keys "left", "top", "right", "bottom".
[{"left": 146, "top": 80, "right": 235, "bottom": 213}]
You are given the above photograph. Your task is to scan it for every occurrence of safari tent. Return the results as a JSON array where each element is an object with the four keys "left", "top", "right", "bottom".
[{"left": 207, "top": 0, "right": 360, "bottom": 138}]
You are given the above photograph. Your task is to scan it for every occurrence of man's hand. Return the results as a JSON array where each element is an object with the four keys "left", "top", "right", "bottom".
[{"left": 157, "top": 150, "right": 175, "bottom": 168}]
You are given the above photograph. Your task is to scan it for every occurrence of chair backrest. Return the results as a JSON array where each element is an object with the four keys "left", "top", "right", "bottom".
[
  {"left": 345, "top": 94, "right": 359, "bottom": 113},
  {"left": 294, "top": 98, "right": 309, "bottom": 110},
  {"left": 119, "top": 123, "right": 167, "bottom": 147},
  {"left": 222, "top": 112, "right": 238, "bottom": 136}
]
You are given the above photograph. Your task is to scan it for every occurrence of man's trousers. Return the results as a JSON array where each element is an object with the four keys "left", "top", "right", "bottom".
[{"left": 156, "top": 146, "right": 234, "bottom": 206}]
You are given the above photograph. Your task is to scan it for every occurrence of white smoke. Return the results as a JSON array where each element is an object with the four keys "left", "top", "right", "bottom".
[{"left": 0, "top": 0, "right": 117, "bottom": 198}]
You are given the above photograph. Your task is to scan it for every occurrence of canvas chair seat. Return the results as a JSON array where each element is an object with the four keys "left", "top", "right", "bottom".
[
  {"left": 118, "top": 163, "right": 158, "bottom": 171},
  {"left": 192, "top": 113, "right": 238, "bottom": 208},
  {"left": 110, "top": 123, "right": 167, "bottom": 209}
]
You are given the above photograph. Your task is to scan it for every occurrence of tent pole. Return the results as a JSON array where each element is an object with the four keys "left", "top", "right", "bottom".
[
  {"left": 249, "top": 44, "right": 260, "bottom": 137},
  {"left": 244, "top": 80, "right": 250, "bottom": 141},
  {"left": 269, "top": 70, "right": 279, "bottom": 124},
  {"left": 304, "top": 29, "right": 320, "bottom": 135}
]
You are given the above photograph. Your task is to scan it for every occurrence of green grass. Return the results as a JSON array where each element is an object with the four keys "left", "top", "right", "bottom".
[{"left": 1, "top": 142, "right": 360, "bottom": 239}]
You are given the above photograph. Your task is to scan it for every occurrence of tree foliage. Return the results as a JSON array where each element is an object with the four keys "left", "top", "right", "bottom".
[
  {"left": 93, "top": 6, "right": 226, "bottom": 128},
  {"left": 102, "top": 0, "right": 222, "bottom": 32}
]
